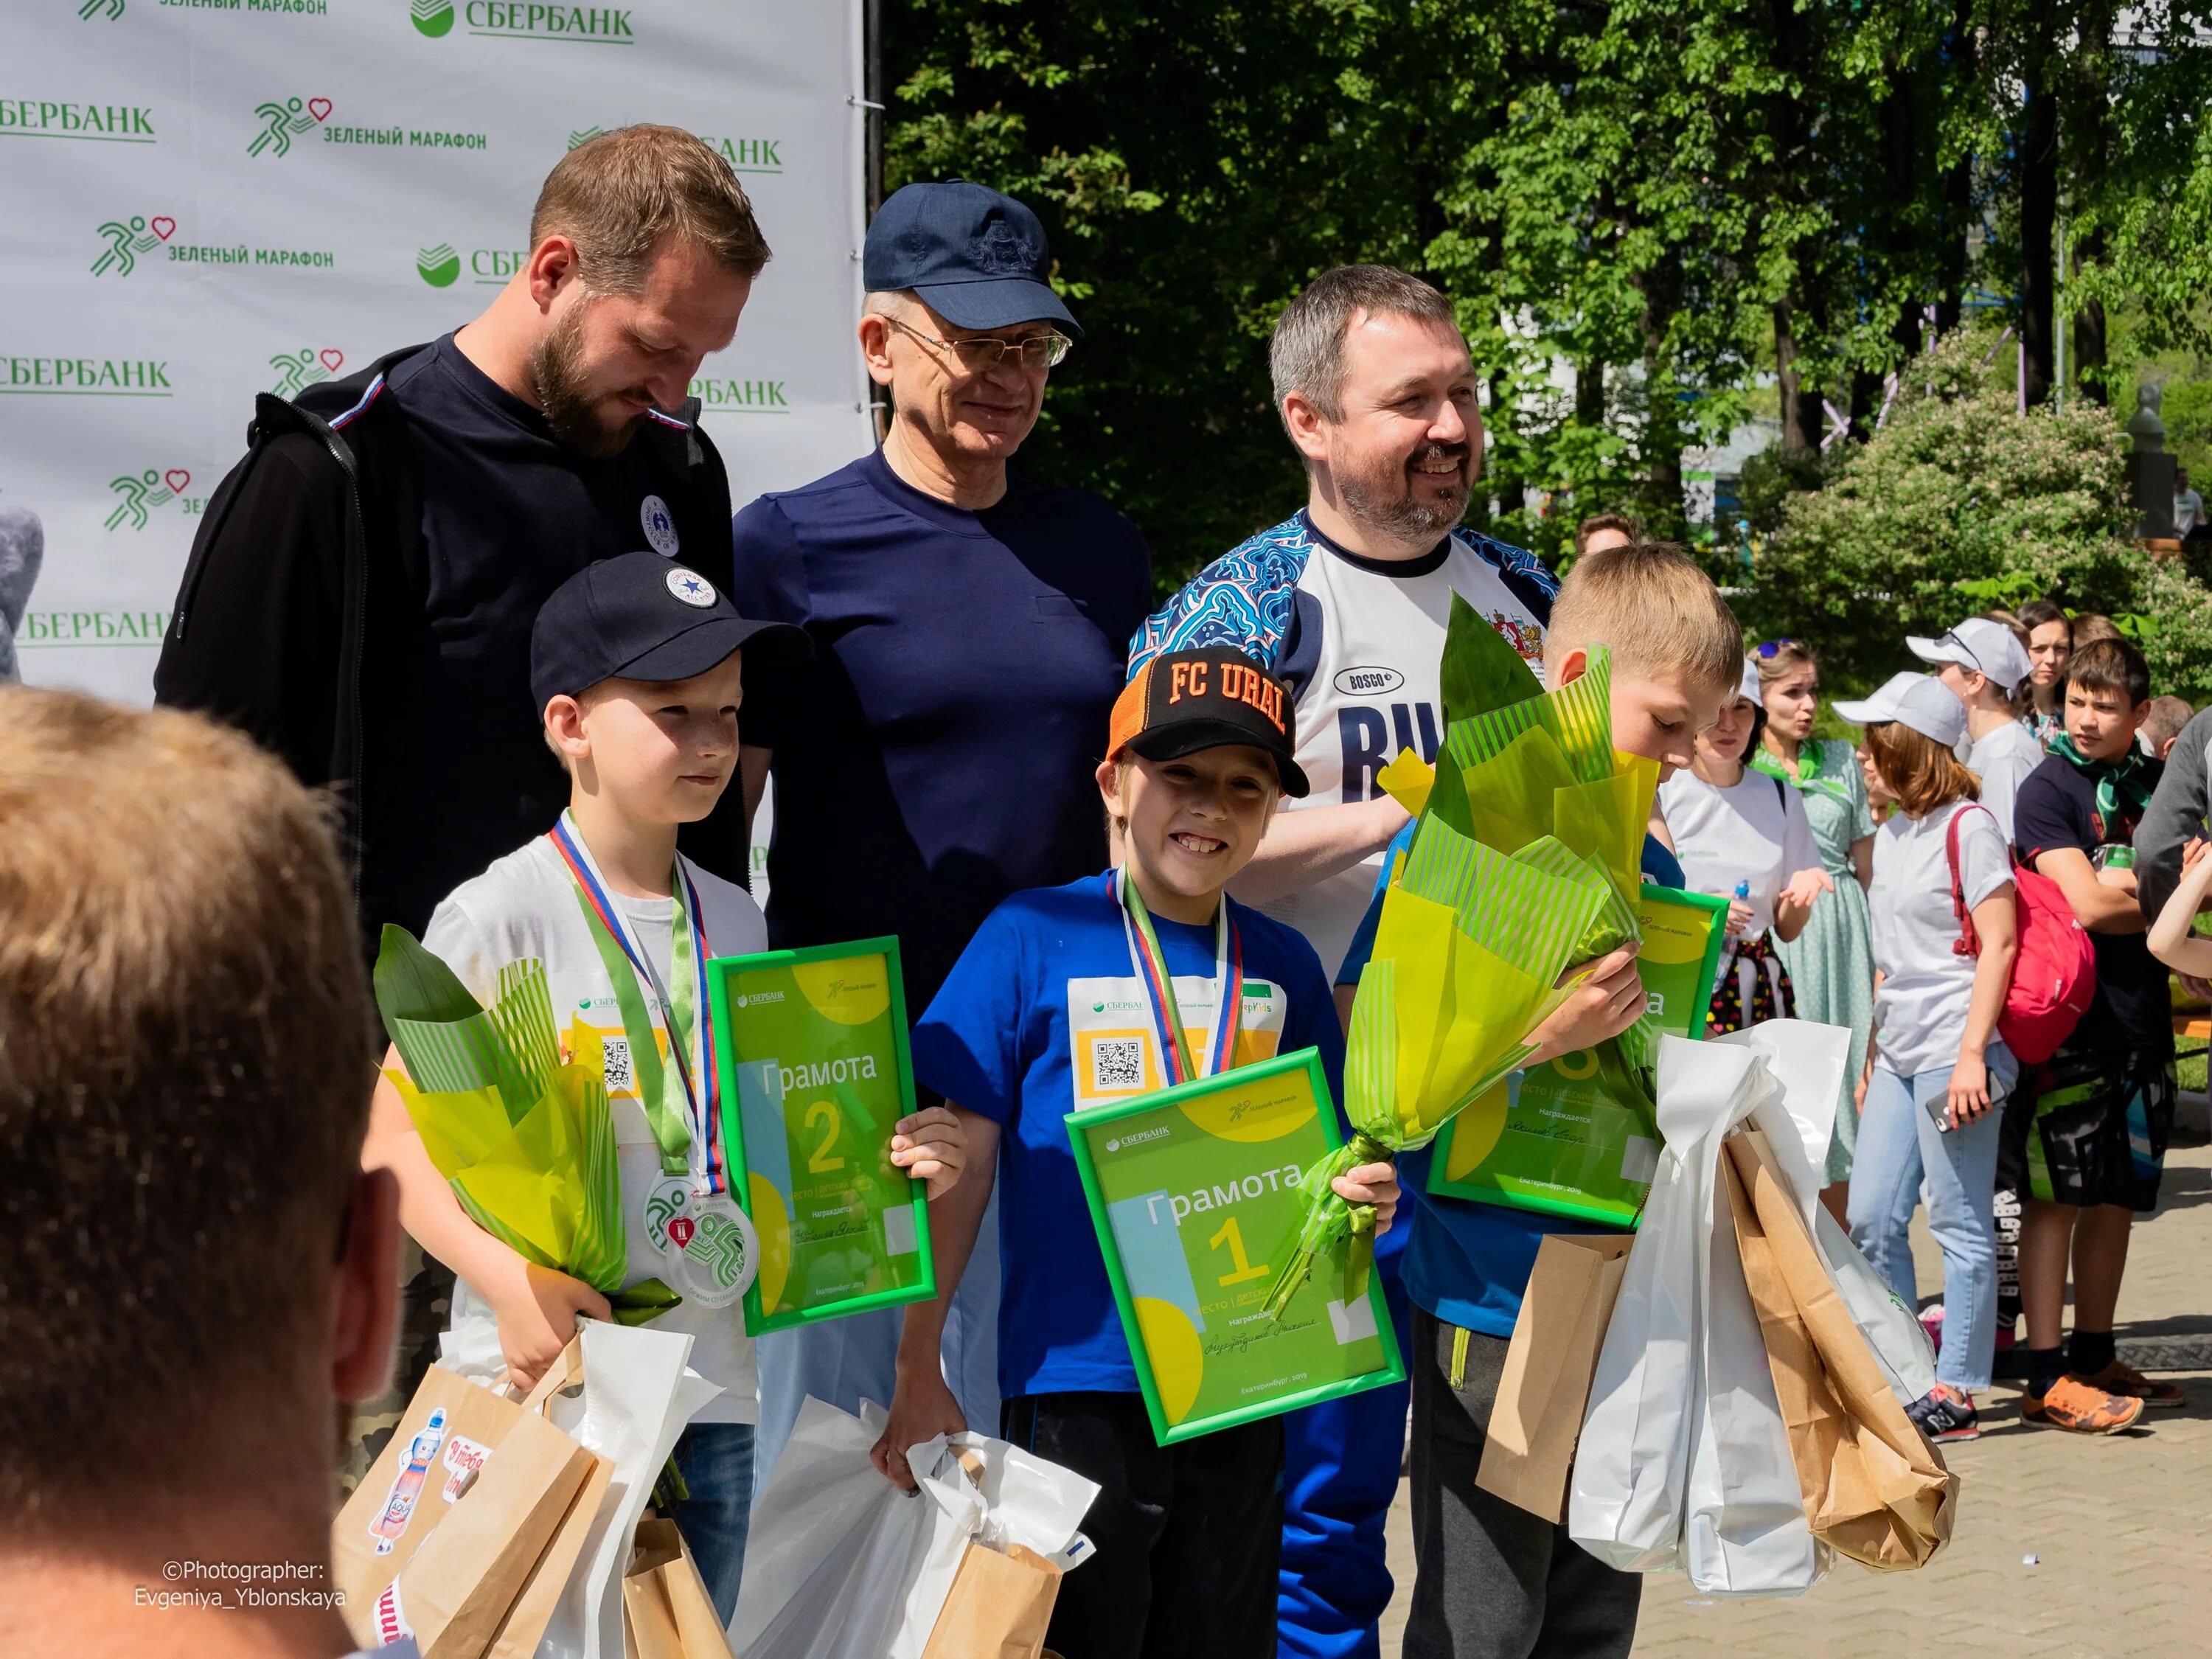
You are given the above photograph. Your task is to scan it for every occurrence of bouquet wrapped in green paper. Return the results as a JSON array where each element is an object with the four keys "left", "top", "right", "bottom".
[
  {"left": 373, "top": 925, "right": 678, "bottom": 1324},
  {"left": 1264, "top": 599, "right": 1660, "bottom": 1315}
]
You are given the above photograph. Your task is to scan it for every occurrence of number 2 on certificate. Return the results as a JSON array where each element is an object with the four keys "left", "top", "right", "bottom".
[
  {"left": 805, "top": 1099, "right": 846, "bottom": 1173},
  {"left": 1208, "top": 1217, "right": 1270, "bottom": 1286}
]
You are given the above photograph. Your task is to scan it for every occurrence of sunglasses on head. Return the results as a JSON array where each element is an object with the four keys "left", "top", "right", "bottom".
[{"left": 1754, "top": 639, "right": 1798, "bottom": 658}]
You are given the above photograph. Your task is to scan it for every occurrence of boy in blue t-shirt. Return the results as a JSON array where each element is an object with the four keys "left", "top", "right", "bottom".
[
  {"left": 1336, "top": 544, "right": 1743, "bottom": 1659},
  {"left": 871, "top": 647, "right": 1402, "bottom": 1659}
]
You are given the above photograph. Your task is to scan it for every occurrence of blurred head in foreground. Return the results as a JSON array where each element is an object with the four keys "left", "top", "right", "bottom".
[{"left": 0, "top": 686, "right": 397, "bottom": 1658}]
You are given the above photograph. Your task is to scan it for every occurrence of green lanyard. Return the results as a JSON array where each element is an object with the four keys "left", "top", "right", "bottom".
[{"left": 550, "top": 815, "right": 700, "bottom": 1177}]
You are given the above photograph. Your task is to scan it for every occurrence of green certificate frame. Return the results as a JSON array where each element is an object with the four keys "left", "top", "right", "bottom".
[
  {"left": 1065, "top": 1048, "right": 1405, "bottom": 1445},
  {"left": 708, "top": 936, "right": 936, "bottom": 1335},
  {"left": 1425, "top": 885, "right": 1729, "bottom": 1225}
]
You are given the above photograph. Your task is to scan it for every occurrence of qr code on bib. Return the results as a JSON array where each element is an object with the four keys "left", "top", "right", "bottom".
[
  {"left": 1091, "top": 1038, "right": 1144, "bottom": 1093},
  {"left": 601, "top": 1036, "right": 634, "bottom": 1093}
]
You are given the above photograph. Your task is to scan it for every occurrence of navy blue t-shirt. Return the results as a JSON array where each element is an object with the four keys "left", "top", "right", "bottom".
[
  {"left": 372, "top": 335, "right": 733, "bottom": 911},
  {"left": 913, "top": 874, "right": 1346, "bottom": 1397},
  {"left": 2013, "top": 751, "right": 2173, "bottom": 1055},
  {"left": 728, "top": 448, "right": 1151, "bottom": 1013}
]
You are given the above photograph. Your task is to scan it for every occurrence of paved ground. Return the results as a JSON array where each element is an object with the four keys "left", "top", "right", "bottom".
[{"left": 1378, "top": 1117, "right": 2212, "bottom": 1658}]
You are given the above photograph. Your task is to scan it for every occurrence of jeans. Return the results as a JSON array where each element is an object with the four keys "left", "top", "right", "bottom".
[
  {"left": 1846, "top": 1047, "right": 2014, "bottom": 1393},
  {"left": 668, "top": 1420, "right": 756, "bottom": 1627}
]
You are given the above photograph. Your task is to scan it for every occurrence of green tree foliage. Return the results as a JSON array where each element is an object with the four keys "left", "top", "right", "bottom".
[
  {"left": 880, "top": 1, "right": 2212, "bottom": 613},
  {"left": 1754, "top": 330, "right": 2212, "bottom": 696}
]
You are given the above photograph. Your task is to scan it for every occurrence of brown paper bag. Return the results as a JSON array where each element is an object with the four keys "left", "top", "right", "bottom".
[
  {"left": 1724, "top": 1129, "right": 1958, "bottom": 1570},
  {"left": 622, "top": 1516, "right": 736, "bottom": 1659},
  {"left": 919, "top": 1540, "right": 1062, "bottom": 1659},
  {"left": 334, "top": 1344, "right": 602, "bottom": 1658},
  {"left": 1475, "top": 1232, "right": 1635, "bottom": 1521},
  {"left": 486, "top": 1441, "right": 613, "bottom": 1659}
]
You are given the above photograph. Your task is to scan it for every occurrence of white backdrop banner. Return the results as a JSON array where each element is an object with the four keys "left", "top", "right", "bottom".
[{"left": 1, "top": 0, "right": 871, "bottom": 705}]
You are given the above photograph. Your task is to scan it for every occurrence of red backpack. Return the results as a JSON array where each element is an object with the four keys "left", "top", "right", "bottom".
[{"left": 1944, "top": 804, "right": 2096, "bottom": 1063}]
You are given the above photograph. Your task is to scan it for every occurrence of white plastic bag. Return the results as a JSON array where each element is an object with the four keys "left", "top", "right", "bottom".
[
  {"left": 1569, "top": 1036, "right": 1757, "bottom": 1571},
  {"left": 728, "top": 1398, "right": 1099, "bottom": 1659},
  {"left": 535, "top": 1320, "right": 721, "bottom": 1659},
  {"left": 1570, "top": 1032, "right": 1822, "bottom": 1594}
]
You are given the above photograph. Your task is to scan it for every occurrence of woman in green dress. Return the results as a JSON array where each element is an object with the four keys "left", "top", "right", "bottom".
[{"left": 1751, "top": 640, "right": 1877, "bottom": 1210}]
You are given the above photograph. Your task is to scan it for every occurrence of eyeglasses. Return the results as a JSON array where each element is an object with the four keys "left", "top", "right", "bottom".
[
  {"left": 885, "top": 315, "right": 1073, "bottom": 372},
  {"left": 1754, "top": 639, "right": 1798, "bottom": 658}
]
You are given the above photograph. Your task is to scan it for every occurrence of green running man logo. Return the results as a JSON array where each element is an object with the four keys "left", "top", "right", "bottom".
[
  {"left": 689, "top": 1211, "right": 749, "bottom": 1290},
  {"left": 417, "top": 244, "right": 461, "bottom": 287},
  {"left": 105, "top": 468, "right": 184, "bottom": 532},
  {"left": 248, "top": 96, "right": 327, "bottom": 159},
  {"left": 268, "top": 348, "right": 343, "bottom": 397},
  {"left": 91, "top": 215, "right": 167, "bottom": 279},
  {"left": 411, "top": 0, "right": 455, "bottom": 36}
]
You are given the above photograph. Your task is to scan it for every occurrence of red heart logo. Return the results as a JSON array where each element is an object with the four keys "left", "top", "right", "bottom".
[
  {"left": 668, "top": 1217, "right": 695, "bottom": 1250},
  {"left": 150, "top": 216, "right": 176, "bottom": 241},
  {"left": 307, "top": 97, "right": 333, "bottom": 122},
  {"left": 164, "top": 470, "right": 190, "bottom": 494},
  {"left": 319, "top": 349, "right": 344, "bottom": 372}
]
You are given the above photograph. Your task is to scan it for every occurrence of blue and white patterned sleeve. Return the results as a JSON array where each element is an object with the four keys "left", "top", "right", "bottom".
[{"left": 1124, "top": 516, "right": 1314, "bottom": 681}]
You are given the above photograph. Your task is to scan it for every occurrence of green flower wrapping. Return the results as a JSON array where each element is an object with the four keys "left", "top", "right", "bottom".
[
  {"left": 1263, "top": 599, "right": 1659, "bottom": 1317},
  {"left": 374, "top": 925, "right": 679, "bottom": 1326}
]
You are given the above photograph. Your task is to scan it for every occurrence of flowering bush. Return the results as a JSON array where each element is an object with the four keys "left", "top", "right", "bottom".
[{"left": 1750, "top": 330, "right": 2212, "bottom": 698}]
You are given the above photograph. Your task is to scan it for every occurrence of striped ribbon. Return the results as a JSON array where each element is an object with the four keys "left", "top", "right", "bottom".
[
  {"left": 1112, "top": 869, "right": 1242, "bottom": 1085},
  {"left": 547, "top": 813, "right": 726, "bottom": 1194}
]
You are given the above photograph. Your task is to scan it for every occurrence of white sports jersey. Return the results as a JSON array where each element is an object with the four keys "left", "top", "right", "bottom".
[{"left": 1130, "top": 509, "right": 1555, "bottom": 975}]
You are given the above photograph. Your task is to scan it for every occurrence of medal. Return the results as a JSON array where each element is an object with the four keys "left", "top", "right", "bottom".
[{"left": 643, "top": 1175, "right": 758, "bottom": 1308}]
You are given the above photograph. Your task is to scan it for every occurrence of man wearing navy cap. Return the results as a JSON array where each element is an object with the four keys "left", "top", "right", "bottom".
[{"left": 728, "top": 181, "right": 1152, "bottom": 1482}]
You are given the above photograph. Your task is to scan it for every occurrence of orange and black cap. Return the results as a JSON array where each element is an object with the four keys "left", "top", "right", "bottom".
[{"left": 1109, "top": 648, "right": 1308, "bottom": 797}]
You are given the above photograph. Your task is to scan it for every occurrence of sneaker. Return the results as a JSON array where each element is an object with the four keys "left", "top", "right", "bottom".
[
  {"left": 1907, "top": 1382, "right": 1980, "bottom": 1442},
  {"left": 2072, "top": 1359, "right": 2188, "bottom": 1410},
  {"left": 2022, "top": 1374, "right": 2145, "bottom": 1433}
]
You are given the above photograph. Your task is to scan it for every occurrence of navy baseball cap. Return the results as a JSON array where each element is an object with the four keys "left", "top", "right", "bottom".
[
  {"left": 531, "top": 552, "right": 809, "bottom": 710},
  {"left": 863, "top": 181, "right": 1080, "bottom": 335}
]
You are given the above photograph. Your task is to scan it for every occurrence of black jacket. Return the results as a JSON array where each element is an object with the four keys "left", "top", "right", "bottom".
[{"left": 153, "top": 347, "right": 740, "bottom": 955}]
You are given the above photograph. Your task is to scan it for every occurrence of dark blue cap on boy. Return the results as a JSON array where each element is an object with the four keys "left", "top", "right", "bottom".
[{"left": 530, "top": 551, "right": 810, "bottom": 711}]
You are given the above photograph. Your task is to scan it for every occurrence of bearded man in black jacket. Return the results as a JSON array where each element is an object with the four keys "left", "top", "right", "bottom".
[
  {"left": 156, "top": 124, "right": 768, "bottom": 953},
  {"left": 155, "top": 125, "right": 769, "bottom": 1479}
]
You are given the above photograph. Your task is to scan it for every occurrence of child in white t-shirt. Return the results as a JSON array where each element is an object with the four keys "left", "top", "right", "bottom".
[
  {"left": 1837, "top": 671, "right": 2011, "bottom": 1444},
  {"left": 1657, "top": 658, "right": 1830, "bottom": 1031},
  {"left": 1908, "top": 616, "right": 2042, "bottom": 842},
  {"left": 362, "top": 552, "right": 968, "bottom": 1619}
]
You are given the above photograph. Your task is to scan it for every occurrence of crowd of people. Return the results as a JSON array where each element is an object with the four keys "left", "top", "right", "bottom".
[
  {"left": 4, "top": 122, "right": 2211, "bottom": 1659},
  {"left": 1656, "top": 602, "right": 2210, "bottom": 1446}
]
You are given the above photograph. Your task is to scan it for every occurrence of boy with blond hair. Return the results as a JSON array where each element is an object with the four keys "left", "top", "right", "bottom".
[
  {"left": 1338, "top": 540, "right": 1745, "bottom": 1659},
  {"left": 364, "top": 553, "right": 969, "bottom": 1618}
]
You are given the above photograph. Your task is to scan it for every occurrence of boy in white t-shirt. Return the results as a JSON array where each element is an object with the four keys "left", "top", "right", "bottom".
[{"left": 362, "top": 552, "right": 969, "bottom": 1619}]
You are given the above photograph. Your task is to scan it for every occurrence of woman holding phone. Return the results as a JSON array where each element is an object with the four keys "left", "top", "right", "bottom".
[{"left": 1840, "top": 671, "right": 2013, "bottom": 1444}]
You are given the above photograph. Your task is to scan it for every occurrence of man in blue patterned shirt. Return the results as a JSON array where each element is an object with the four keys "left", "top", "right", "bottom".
[
  {"left": 1130, "top": 264, "right": 1556, "bottom": 1659},
  {"left": 1130, "top": 266, "right": 1554, "bottom": 984}
]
